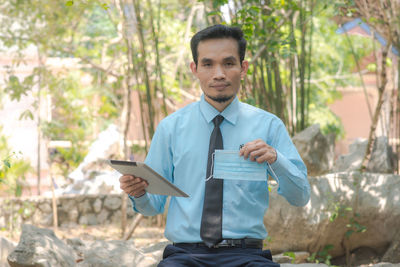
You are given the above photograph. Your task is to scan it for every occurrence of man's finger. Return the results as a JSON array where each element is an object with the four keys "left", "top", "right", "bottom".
[
  {"left": 248, "top": 148, "right": 267, "bottom": 161},
  {"left": 119, "top": 175, "right": 133, "bottom": 183},
  {"left": 128, "top": 183, "right": 148, "bottom": 196},
  {"left": 241, "top": 141, "right": 264, "bottom": 159}
]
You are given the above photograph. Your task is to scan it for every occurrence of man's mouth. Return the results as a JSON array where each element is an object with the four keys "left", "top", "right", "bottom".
[{"left": 210, "top": 83, "right": 230, "bottom": 90}]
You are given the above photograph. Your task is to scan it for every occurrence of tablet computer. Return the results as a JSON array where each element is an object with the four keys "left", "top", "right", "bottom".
[{"left": 108, "top": 160, "right": 189, "bottom": 197}]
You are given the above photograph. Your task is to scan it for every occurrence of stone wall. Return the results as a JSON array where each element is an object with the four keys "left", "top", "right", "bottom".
[{"left": 0, "top": 194, "right": 145, "bottom": 229}]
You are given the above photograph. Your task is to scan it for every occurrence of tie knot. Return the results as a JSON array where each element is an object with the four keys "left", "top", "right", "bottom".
[{"left": 213, "top": 115, "right": 224, "bottom": 127}]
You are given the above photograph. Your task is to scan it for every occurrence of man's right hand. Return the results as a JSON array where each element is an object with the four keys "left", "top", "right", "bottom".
[{"left": 119, "top": 175, "right": 149, "bottom": 198}]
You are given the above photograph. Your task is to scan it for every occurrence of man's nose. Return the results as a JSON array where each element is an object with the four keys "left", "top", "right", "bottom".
[{"left": 213, "top": 65, "right": 226, "bottom": 80}]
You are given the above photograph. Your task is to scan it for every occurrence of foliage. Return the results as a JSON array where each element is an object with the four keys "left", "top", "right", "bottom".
[
  {"left": 40, "top": 71, "right": 97, "bottom": 177},
  {"left": 283, "top": 251, "right": 296, "bottom": 263},
  {"left": 0, "top": 130, "right": 32, "bottom": 197},
  {"left": 307, "top": 244, "right": 334, "bottom": 265},
  {"left": 328, "top": 196, "right": 367, "bottom": 238},
  {"left": 0, "top": 199, "right": 35, "bottom": 237},
  {"left": 323, "top": 189, "right": 367, "bottom": 266},
  {"left": 0, "top": 0, "right": 393, "bottom": 189},
  {"left": 205, "top": 0, "right": 374, "bottom": 138}
]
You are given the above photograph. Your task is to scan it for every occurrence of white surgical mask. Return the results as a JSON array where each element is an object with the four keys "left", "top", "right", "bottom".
[{"left": 212, "top": 150, "right": 267, "bottom": 181}]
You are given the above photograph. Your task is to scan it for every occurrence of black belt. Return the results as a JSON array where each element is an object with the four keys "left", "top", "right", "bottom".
[{"left": 174, "top": 238, "right": 263, "bottom": 249}]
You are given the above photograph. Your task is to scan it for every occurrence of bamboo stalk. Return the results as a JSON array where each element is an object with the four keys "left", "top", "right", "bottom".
[
  {"left": 271, "top": 52, "right": 286, "bottom": 124},
  {"left": 396, "top": 57, "right": 400, "bottom": 174},
  {"left": 259, "top": 57, "right": 269, "bottom": 109},
  {"left": 132, "top": 0, "right": 155, "bottom": 138},
  {"left": 147, "top": 0, "right": 168, "bottom": 117},
  {"left": 306, "top": 0, "right": 315, "bottom": 128},
  {"left": 289, "top": 11, "right": 298, "bottom": 135},
  {"left": 130, "top": 46, "right": 150, "bottom": 154},
  {"left": 299, "top": 0, "right": 307, "bottom": 131}
]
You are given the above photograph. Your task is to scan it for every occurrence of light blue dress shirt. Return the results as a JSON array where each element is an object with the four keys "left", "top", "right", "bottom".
[{"left": 129, "top": 95, "right": 310, "bottom": 243}]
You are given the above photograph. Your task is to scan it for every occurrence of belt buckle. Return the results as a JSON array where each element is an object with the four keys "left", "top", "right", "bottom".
[{"left": 213, "top": 239, "right": 233, "bottom": 248}]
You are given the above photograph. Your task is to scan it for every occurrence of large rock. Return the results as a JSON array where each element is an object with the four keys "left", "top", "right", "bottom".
[
  {"left": 282, "top": 265, "right": 399, "bottom": 267},
  {"left": 292, "top": 124, "right": 335, "bottom": 176},
  {"left": 1, "top": 237, "right": 16, "bottom": 267},
  {"left": 140, "top": 241, "right": 171, "bottom": 264},
  {"left": 71, "top": 239, "right": 159, "bottom": 267},
  {"left": 281, "top": 265, "right": 328, "bottom": 267},
  {"left": 382, "top": 230, "right": 400, "bottom": 263},
  {"left": 264, "top": 172, "right": 400, "bottom": 260},
  {"left": 44, "top": 124, "right": 124, "bottom": 196},
  {"left": 334, "top": 136, "right": 394, "bottom": 173},
  {"left": 367, "top": 136, "right": 395, "bottom": 173},
  {"left": 7, "top": 224, "right": 76, "bottom": 267}
]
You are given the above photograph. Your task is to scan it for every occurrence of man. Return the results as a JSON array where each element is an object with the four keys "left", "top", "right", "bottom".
[{"left": 120, "top": 24, "right": 310, "bottom": 266}]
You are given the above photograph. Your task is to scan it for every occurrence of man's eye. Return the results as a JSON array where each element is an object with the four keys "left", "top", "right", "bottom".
[
  {"left": 225, "top": 62, "right": 234, "bottom": 66},
  {"left": 203, "top": 63, "right": 212, "bottom": 67}
]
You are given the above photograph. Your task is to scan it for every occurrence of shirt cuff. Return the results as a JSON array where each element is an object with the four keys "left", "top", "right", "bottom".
[
  {"left": 269, "top": 150, "right": 291, "bottom": 178},
  {"left": 128, "top": 193, "right": 150, "bottom": 212}
]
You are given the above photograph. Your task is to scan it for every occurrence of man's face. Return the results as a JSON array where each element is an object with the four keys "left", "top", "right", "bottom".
[{"left": 190, "top": 38, "right": 248, "bottom": 109}]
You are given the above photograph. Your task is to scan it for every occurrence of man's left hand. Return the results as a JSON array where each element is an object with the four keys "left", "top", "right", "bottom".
[{"left": 239, "top": 139, "right": 277, "bottom": 164}]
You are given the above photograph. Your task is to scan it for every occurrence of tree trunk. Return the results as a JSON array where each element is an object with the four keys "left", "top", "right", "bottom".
[
  {"left": 360, "top": 42, "right": 391, "bottom": 171},
  {"left": 36, "top": 47, "right": 42, "bottom": 196},
  {"left": 117, "top": 0, "right": 134, "bottom": 237},
  {"left": 123, "top": 214, "right": 144, "bottom": 241}
]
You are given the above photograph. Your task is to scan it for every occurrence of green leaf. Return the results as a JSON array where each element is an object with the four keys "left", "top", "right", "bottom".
[
  {"left": 212, "top": 0, "right": 228, "bottom": 9},
  {"left": 3, "top": 159, "right": 11, "bottom": 168},
  {"left": 386, "top": 58, "right": 392, "bottom": 67},
  {"left": 206, "top": 11, "right": 221, "bottom": 17},
  {"left": 19, "top": 110, "right": 34, "bottom": 121},
  {"left": 66, "top": 1, "right": 74, "bottom": 6},
  {"left": 283, "top": 251, "right": 296, "bottom": 263},
  {"left": 15, "top": 184, "right": 22, "bottom": 197},
  {"left": 345, "top": 230, "right": 354, "bottom": 238},
  {"left": 367, "top": 63, "right": 377, "bottom": 72},
  {"left": 101, "top": 3, "right": 109, "bottom": 10},
  {"left": 250, "top": 6, "right": 261, "bottom": 13}
]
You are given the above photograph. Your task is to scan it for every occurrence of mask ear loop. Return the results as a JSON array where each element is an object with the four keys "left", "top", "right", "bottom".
[
  {"left": 267, "top": 162, "right": 280, "bottom": 190},
  {"left": 205, "top": 152, "right": 215, "bottom": 182}
]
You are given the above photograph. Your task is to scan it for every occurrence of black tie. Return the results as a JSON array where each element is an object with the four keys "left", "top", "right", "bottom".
[{"left": 200, "top": 114, "right": 224, "bottom": 247}]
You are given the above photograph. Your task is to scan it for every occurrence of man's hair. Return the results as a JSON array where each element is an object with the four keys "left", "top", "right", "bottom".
[{"left": 190, "top": 24, "right": 247, "bottom": 66}]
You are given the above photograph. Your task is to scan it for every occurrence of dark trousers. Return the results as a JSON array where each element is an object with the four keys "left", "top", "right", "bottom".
[{"left": 158, "top": 244, "right": 280, "bottom": 267}]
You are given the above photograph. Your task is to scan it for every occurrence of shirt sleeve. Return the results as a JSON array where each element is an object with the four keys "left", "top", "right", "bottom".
[
  {"left": 268, "top": 118, "right": 310, "bottom": 207},
  {"left": 129, "top": 120, "right": 174, "bottom": 216}
]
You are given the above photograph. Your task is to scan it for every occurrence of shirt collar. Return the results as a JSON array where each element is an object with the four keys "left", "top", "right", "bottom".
[{"left": 199, "top": 94, "right": 239, "bottom": 125}]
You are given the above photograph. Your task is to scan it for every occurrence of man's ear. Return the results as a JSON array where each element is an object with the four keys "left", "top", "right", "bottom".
[
  {"left": 190, "top": 62, "right": 197, "bottom": 75},
  {"left": 240, "top": 60, "right": 249, "bottom": 79}
]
